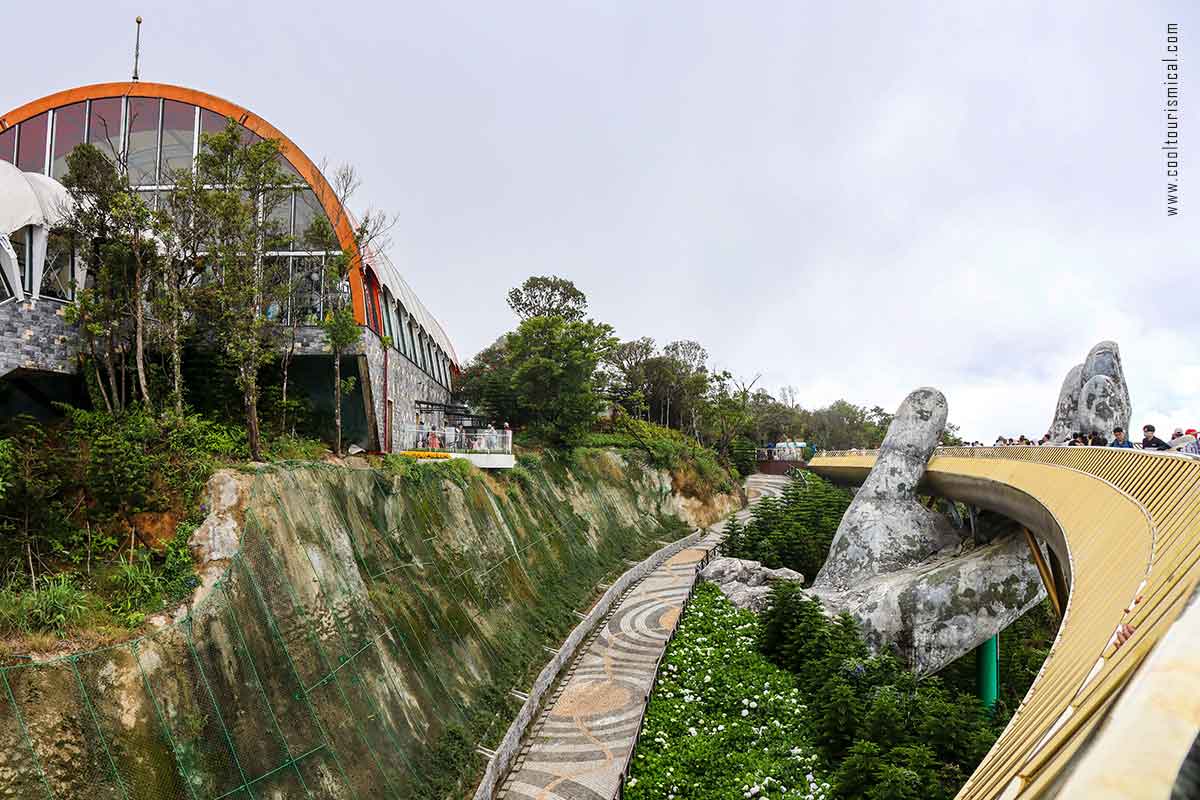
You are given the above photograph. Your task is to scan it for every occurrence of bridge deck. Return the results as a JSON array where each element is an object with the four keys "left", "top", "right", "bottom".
[{"left": 809, "top": 446, "right": 1200, "bottom": 800}]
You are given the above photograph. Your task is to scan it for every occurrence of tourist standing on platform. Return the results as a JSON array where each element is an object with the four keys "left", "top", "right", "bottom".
[{"left": 1141, "top": 425, "right": 1172, "bottom": 451}]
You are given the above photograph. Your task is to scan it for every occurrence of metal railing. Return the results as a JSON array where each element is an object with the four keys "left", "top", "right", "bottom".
[
  {"left": 815, "top": 444, "right": 1200, "bottom": 461},
  {"left": 396, "top": 425, "right": 512, "bottom": 455}
]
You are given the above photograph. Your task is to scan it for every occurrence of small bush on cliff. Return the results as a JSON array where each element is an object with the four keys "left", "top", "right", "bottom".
[
  {"left": 0, "top": 407, "right": 245, "bottom": 643},
  {"left": 722, "top": 472, "right": 851, "bottom": 584},
  {"left": 580, "top": 415, "right": 737, "bottom": 499}
]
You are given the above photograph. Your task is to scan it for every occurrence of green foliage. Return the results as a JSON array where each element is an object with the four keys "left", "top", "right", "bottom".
[
  {"left": 758, "top": 584, "right": 999, "bottom": 799},
  {"left": 627, "top": 583, "right": 831, "bottom": 800},
  {"left": 322, "top": 306, "right": 363, "bottom": 351},
  {"left": 731, "top": 436, "right": 759, "bottom": 477},
  {"left": 265, "top": 434, "right": 328, "bottom": 461},
  {"left": 380, "top": 454, "right": 475, "bottom": 488},
  {"left": 460, "top": 314, "right": 617, "bottom": 445},
  {"left": 0, "top": 438, "right": 12, "bottom": 502},
  {"left": 0, "top": 407, "right": 240, "bottom": 639},
  {"left": 0, "top": 574, "right": 90, "bottom": 636},
  {"left": 580, "top": 415, "right": 737, "bottom": 498},
  {"left": 505, "top": 275, "right": 589, "bottom": 322},
  {"left": 722, "top": 473, "right": 851, "bottom": 584},
  {"left": 108, "top": 555, "right": 166, "bottom": 626}
]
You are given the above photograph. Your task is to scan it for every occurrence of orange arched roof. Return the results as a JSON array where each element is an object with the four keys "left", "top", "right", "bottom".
[{"left": 1, "top": 81, "right": 367, "bottom": 323}]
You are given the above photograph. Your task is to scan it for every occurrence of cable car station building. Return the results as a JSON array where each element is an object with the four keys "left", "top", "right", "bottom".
[{"left": 0, "top": 82, "right": 457, "bottom": 452}]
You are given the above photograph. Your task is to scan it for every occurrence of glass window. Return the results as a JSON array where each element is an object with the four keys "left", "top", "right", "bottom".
[
  {"left": 380, "top": 290, "right": 394, "bottom": 341},
  {"left": 17, "top": 114, "right": 48, "bottom": 173},
  {"left": 294, "top": 189, "right": 332, "bottom": 250},
  {"left": 0, "top": 257, "right": 12, "bottom": 301},
  {"left": 41, "top": 230, "right": 74, "bottom": 300},
  {"left": 88, "top": 98, "right": 123, "bottom": 163},
  {"left": 0, "top": 127, "right": 14, "bottom": 164},
  {"left": 291, "top": 255, "right": 322, "bottom": 324},
  {"left": 277, "top": 153, "right": 301, "bottom": 182},
  {"left": 264, "top": 188, "right": 293, "bottom": 249},
  {"left": 12, "top": 229, "right": 30, "bottom": 293},
  {"left": 51, "top": 102, "right": 86, "bottom": 180},
  {"left": 264, "top": 256, "right": 289, "bottom": 321},
  {"left": 159, "top": 100, "right": 196, "bottom": 180},
  {"left": 404, "top": 316, "right": 417, "bottom": 360},
  {"left": 125, "top": 97, "right": 160, "bottom": 186},
  {"left": 199, "top": 108, "right": 227, "bottom": 142}
]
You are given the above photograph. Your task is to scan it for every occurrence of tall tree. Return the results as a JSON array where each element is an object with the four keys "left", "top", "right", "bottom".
[
  {"left": 506, "top": 275, "right": 588, "bottom": 322},
  {"left": 156, "top": 165, "right": 215, "bottom": 414},
  {"left": 194, "top": 120, "right": 292, "bottom": 460},
  {"left": 61, "top": 144, "right": 150, "bottom": 412}
]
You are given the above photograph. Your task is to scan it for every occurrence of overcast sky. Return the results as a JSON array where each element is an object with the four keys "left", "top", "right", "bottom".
[{"left": 6, "top": 2, "right": 1196, "bottom": 441}]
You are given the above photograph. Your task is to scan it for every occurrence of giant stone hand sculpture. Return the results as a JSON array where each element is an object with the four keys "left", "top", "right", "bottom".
[
  {"left": 1049, "top": 341, "right": 1131, "bottom": 442},
  {"left": 814, "top": 387, "right": 960, "bottom": 591}
]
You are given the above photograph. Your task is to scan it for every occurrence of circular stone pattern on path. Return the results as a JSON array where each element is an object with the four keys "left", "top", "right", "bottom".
[{"left": 550, "top": 680, "right": 633, "bottom": 718}]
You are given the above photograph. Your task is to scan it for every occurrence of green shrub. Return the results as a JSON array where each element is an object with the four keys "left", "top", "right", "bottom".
[
  {"left": 731, "top": 436, "right": 758, "bottom": 477},
  {"left": 26, "top": 574, "right": 89, "bottom": 635},
  {"left": 758, "top": 583, "right": 998, "bottom": 799},
  {"left": 723, "top": 472, "right": 851, "bottom": 584},
  {"left": 266, "top": 434, "right": 327, "bottom": 461},
  {"left": 108, "top": 555, "right": 166, "bottom": 625}
]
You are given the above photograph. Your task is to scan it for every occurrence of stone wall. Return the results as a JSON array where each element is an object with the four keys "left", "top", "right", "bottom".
[
  {"left": 289, "top": 324, "right": 452, "bottom": 451},
  {"left": 0, "top": 298, "right": 77, "bottom": 376}
]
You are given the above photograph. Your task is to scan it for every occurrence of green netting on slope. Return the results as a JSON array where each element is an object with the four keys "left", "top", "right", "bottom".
[{"left": 0, "top": 456, "right": 682, "bottom": 799}]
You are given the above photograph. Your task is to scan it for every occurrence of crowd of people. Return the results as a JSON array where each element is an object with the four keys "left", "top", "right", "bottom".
[
  {"left": 410, "top": 420, "right": 512, "bottom": 452},
  {"left": 963, "top": 424, "right": 1200, "bottom": 455}
]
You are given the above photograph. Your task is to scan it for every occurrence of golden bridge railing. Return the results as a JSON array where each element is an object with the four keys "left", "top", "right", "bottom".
[{"left": 808, "top": 446, "right": 1200, "bottom": 799}]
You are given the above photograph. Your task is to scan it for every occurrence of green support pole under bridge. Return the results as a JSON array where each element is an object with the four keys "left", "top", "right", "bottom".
[{"left": 976, "top": 634, "right": 999, "bottom": 710}]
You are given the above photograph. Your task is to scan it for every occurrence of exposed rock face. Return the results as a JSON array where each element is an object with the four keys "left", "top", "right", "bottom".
[
  {"left": 814, "top": 387, "right": 961, "bottom": 590},
  {"left": 701, "top": 557, "right": 803, "bottom": 613},
  {"left": 812, "top": 536, "right": 1046, "bottom": 675},
  {"left": 1050, "top": 341, "right": 1131, "bottom": 441}
]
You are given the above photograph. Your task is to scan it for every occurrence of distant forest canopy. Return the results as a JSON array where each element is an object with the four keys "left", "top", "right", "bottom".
[{"left": 460, "top": 275, "right": 964, "bottom": 453}]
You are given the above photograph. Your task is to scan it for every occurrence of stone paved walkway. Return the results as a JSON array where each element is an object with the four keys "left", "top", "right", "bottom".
[{"left": 498, "top": 474, "right": 789, "bottom": 800}]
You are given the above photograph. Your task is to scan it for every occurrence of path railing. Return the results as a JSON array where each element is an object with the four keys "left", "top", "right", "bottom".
[{"left": 612, "top": 535, "right": 724, "bottom": 799}]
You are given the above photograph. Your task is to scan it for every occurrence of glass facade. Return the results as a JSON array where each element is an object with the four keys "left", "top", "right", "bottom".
[
  {"left": 0, "top": 127, "right": 14, "bottom": 164},
  {"left": 125, "top": 97, "right": 161, "bottom": 185},
  {"left": 12, "top": 229, "right": 30, "bottom": 293},
  {"left": 87, "top": 98, "right": 123, "bottom": 162},
  {"left": 50, "top": 102, "right": 86, "bottom": 180},
  {"left": 2, "top": 88, "right": 454, "bottom": 387},
  {"left": 16, "top": 113, "right": 48, "bottom": 172},
  {"left": 159, "top": 100, "right": 195, "bottom": 179},
  {"left": 41, "top": 230, "right": 74, "bottom": 301}
]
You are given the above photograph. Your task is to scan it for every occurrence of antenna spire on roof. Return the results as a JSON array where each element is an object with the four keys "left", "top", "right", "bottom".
[{"left": 132, "top": 16, "right": 143, "bottom": 81}]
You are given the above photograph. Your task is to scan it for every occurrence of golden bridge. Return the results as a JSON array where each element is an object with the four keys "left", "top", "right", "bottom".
[{"left": 808, "top": 446, "right": 1200, "bottom": 800}]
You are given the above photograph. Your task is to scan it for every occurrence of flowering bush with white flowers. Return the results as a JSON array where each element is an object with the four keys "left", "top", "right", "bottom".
[{"left": 625, "top": 584, "right": 831, "bottom": 800}]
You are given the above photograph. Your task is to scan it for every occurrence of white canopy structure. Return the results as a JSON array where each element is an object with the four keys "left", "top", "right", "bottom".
[{"left": 0, "top": 161, "right": 72, "bottom": 303}]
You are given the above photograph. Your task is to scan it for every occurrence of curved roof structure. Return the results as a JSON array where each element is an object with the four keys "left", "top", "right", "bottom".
[
  {"left": 0, "top": 161, "right": 69, "bottom": 233},
  {"left": 809, "top": 446, "right": 1200, "bottom": 799},
  {"left": 0, "top": 81, "right": 457, "bottom": 366}
]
